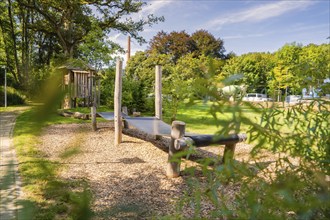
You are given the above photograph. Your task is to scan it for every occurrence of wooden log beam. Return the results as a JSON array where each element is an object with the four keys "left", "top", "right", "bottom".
[
  {"left": 174, "top": 133, "right": 246, "bottom": 165},
  {"left": 173, "top": 134, "right": 246, "bottom": 150},
  {"left": 187, "top": 134, "right": 246, "bottom": 147}
]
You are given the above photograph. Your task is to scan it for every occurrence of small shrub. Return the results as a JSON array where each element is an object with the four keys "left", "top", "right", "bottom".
[{"left": 0, "top": 86, "right": 26, "bottom": 106}]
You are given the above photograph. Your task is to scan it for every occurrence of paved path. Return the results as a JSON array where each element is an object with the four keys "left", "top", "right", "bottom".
[{"left": 0, "top": 111, "right": 24, "bottom": 220}]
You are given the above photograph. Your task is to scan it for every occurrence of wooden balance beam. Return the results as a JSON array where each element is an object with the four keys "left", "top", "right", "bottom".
[{"left": 166, "top": 121, "right": 247, "bottom": 178}]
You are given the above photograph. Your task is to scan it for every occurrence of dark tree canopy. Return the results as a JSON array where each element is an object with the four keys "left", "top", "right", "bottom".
[
  {"left": 191, "top": 29, "right": 225, "bottom": 58},
  {"left": 148, "top": 29, "right": 225, "bottom": 63},
  {"left": 148, "top": 30, "right": 195, "bottom": 63},
  {"left": 18, "top": 0, "right": 164, "bottom": 58},
  {"left": 0, "top": 0, "right": 163, "bottom": 90}
]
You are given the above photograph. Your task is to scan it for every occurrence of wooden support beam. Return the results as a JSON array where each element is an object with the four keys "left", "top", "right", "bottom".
[
  {"left": 166, "top": 121, "right": 186, "bottom": 178},
  {"left": 97, "top": 79, "right": 101, "bottom": 107},
  {"left": 114, "top": 59, "right": 123, "bottom": 146},
  {"left": 222, "top": 143, "right": 236, "bottom": 164},
  {"left": 122, "top": 106, "right": 129, "bottom": 129},
  {"left": 155, "top": 65, "right": 162, "bottom": 120}
]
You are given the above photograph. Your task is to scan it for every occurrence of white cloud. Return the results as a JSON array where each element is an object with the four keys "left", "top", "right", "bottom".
[
  {"left": 109, "top": 1, "right": 176, "bottom": 58},
  {"left": 141, "top": 0, "right": 175, "bottom": 15},
  {"left": 223, "top": 33, "right": 267, "bottom": 40},
  {"left": 108, "top": 33, "right": 122, "bottom": 42},
  {"left": 206, "top": 0, "right": 316, "bottom": 29}
]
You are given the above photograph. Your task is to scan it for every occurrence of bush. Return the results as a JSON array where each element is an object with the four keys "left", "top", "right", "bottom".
[
  {"left": 100, "top": 67, "right": 153, "bottom": 113},
  {"left": 27, "top": 66, "right": 52, "bottom": 99},
  {"left": 122, "top": 78, "right": 152, "bottom": 113},
  {"left": 100, "top": 67, "right": 115, "bottom": 108},
  {"left": 0, "top": 86, "right": 26, "bottom": 106}
]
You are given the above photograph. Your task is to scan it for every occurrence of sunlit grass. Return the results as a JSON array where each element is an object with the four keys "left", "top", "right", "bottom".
[
  {"left": 164, "top": 101, "right": 262, "bottom": 134},
  {"left": 13, "top": 107, "right": 93, "bottom": 219}
]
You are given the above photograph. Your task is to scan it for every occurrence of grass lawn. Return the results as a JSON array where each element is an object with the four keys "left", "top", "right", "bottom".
[{"left": 163, "top": 101, "right": 262, "bottom": 134}]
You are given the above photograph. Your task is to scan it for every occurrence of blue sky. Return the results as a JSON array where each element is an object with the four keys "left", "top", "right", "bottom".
[{"left": 110, "top": 0, "right": 329, "bottom": 58}]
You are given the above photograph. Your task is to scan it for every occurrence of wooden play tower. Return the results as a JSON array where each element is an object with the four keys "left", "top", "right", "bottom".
[{"left": 61, "top": 65, "right": 99, "bottom": 109}]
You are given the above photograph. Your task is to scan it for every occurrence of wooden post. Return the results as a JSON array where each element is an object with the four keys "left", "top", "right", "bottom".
[
  {"left": 122, "top": 106, "right": 128, "bottom": 115},
  {"left": 91, "top": 78, "right": 97, "bottom": 131},
  {"left": 73, "top": 71, "right": 77, "bottom": 108},
  {"left": 155, "top": 65, "right": 162, "bottom": 120},
  {"left": 114, "top": 59, "right": 123, "bottom": 146},
  {"left": 97, "top": 79, "right": 101, "bottom": 107},
  {"left": 222, "top": 143, "right": 236, "bottom": 164},
  {"left": 89, "top": 71, "right": 93, "bottom": 105},
  {"left": 166, "top": 121, "right": 185, "bottom": 178},
  {"left": 122, "top": 106, "right": 128, "bottom": 129},
  {"left": 126, "top": 36, "right": 131, "bottom": 63},
  {"left": 4, "top": 67, "right": 7, "bottom": 107}
]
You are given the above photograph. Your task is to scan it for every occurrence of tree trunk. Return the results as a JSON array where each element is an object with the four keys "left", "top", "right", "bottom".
[
  {"left": 0, "top": 2, "right": 19, "bottom": 84},
  {"left": 20, "top": 3, "right": 31, "bottom": 88},
  {"left": 7, "top": 0, "right": 21, "bottom": 84}
]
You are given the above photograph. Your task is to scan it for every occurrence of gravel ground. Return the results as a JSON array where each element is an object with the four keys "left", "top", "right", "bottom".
[{"left": 39, "top": 122, "right": 291, "bottom": 219}]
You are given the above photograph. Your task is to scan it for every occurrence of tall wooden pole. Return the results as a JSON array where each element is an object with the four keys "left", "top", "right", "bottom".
[
  {"left": 91, "top": 75, "right": 97, "bottom": 131},
  {"left": 126, "top": 36, "right": 131, "bottom": 63},
  {"left": 155, "top": 65, "right": 162, "bottom": 120},
  {"left": 97, "top": 79, "right": 101, "bottom": 107},
  {"left": 114, "top": 59, "right": 123, "bottom": 146},
  {"left": 4, "top": 67, "right": 7, "bottom": 107}
]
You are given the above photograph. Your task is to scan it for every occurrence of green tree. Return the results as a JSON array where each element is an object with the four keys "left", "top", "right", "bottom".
[
  {"left": 0, "top": 0, "right": 20, "bottom": 84},
  {"left": 18, "top": 0, "right": 164, "bottom": 58},
  {"left": 148, "top": 30, "right": 226, "bottom": 63},
  {"left": 148, "top": 30, "right": 195, "bottom": 63},
  {"left": 298, "top": 43, "right": 330, "bottom": 89},
  {"left": 271, "top": 43, "right": 302, "bottom": 95},
  {"left": 124, "top": 51, "right": 173, "bottom": 111},
  {"left": 221, "top": 52, "right": 275, "bottom": 94},
  {"left": 163, "top": 54, "right": 223, "bottom": 120},
  {"left": 191, "top": 29, "right": 225, "bottom": 58},
  {"left": 78, "top": 22, "right": 121, "bottom": 71}
]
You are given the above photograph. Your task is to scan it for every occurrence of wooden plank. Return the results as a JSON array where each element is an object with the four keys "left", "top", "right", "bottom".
[
  {"left": 124, "top": 117, "right": 171, "bottom": 136},
  {"left": 98, "top": 112, "right": 114, "bottom": 120}
]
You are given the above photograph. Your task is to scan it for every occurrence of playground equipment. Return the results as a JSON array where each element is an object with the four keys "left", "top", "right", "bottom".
[
  {"left": 218, "top": 84, "right": 247, "bottom": 101},
  {"left": 60, "top": 64, "right": 99, "bottom": 109},
  {"left": 95, "top": 59, "right": 247, "bottom": 178}
]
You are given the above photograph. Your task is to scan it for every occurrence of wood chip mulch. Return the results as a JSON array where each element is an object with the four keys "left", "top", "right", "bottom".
[{"left": 39, "top": 122, "right": 292, "bottom": 219}]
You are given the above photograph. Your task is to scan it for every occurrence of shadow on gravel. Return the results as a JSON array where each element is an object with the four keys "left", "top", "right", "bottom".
[{"left": 93, "top": 169, "right": 184, "bottom": 219}]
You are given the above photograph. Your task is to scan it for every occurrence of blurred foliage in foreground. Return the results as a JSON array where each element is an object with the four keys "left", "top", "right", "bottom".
[
  {"left": 14, "top": 107, "right": 93, "bottom": 219},
  {"left": 11, "top": 65, "right": 94, "bottom": 219},
  {"left": 168, "top": 91, "right": 329, "bottom": 219}
]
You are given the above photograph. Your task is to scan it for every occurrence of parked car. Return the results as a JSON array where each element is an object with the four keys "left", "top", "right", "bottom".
[{"left": 242, "top": 93, "right": 272, "bottom": 102}]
